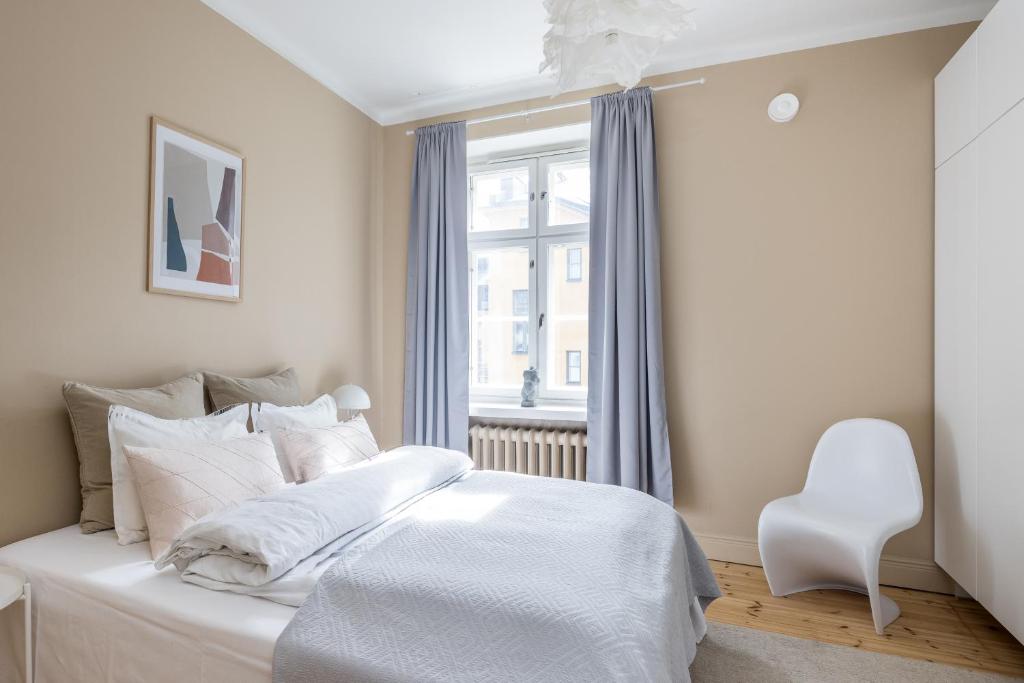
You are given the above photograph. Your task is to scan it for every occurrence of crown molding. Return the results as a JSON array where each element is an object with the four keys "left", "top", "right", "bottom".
[
  {"left": 204, "top": 0, "right": 992, "bottom": 127},
  {"left": 201, "top": 0, "right": 380, "bottom": 121}
]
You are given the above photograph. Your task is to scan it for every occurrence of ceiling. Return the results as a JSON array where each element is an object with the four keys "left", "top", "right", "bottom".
[{"left": 202, "top": 0, "right": 993, "bottom": 126}]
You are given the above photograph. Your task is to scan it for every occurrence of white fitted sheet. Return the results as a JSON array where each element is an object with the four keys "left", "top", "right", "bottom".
[{"left": 0, "top": 526, "right": 294, "bottom": 683}]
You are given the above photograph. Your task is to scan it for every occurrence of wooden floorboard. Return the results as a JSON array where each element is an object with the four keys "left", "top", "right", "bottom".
[{"left": 705, "top": 560, "right": 1024, "bottom": 678}]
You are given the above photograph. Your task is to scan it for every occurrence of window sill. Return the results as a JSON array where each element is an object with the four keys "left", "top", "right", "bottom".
[{"left": 470, "top": 401, "right": 586, "bottom": 424}]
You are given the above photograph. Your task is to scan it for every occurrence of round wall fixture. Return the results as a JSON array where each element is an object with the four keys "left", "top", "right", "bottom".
[{"left": 768, "top": 93, "right": 800, "bottom": 123}]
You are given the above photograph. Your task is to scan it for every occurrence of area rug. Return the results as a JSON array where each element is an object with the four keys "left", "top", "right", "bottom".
[{"left": 690, "top": 622, "right": 1021, "bottom": 682}]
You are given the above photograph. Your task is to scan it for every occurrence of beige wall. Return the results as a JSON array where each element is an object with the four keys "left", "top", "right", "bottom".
[
  {"left": 0, "top": 3, "right": 974, "bottom": 590},
  {"left": 0, "top": 0, "right": 381, "bottom": 546},
  {"left": 378, "top": 25, "right": 975, "bottom": 590}
]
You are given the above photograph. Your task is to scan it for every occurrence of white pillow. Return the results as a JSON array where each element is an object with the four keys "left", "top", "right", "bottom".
[
  {"left": 253, "top": 394, "right": 337, "bottom": 482},
  {"left": 278, "top": 414, "right": 380, "bottom": 483},
  {"left": 124, "top": 432, "right": 285, "bottom": 559},
  {"left": 108, "top": 404, "right": 249, "bottom": 545}
]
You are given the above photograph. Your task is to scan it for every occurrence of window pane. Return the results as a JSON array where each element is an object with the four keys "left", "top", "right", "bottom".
[
  {"left": 565, "top": 350, "right": 582, "bottom": 385},
  {"left": 477, "top": 284, "right": 489, "bottom": 312},
  {"left": 546, "top": 159, "right": 590, "bottom": 228},
  {"left": 512, "top": 289, "right": 529, "bottom": 316},
  {"left": 545, "top": 241, "right": 588, "bottom": 393},
  {"left": 566, "top": 247, "right": 582, "bottom": 282},
  {"left": 512, "top": 322, "right": 529, "bottom": 354},
  {"left": 470, "top": 166, "right": 531, "bottom": 233},
  {"left": 470, "top": 246, "right": 531, "bottom": 392}
]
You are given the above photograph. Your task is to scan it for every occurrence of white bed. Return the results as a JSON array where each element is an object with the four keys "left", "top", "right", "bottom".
[
  {"left": 0, "top": 526, "right": 292, "bottom": 683},
  {"left": 0, "top": 448, "right": 719, "bottom": 682}
]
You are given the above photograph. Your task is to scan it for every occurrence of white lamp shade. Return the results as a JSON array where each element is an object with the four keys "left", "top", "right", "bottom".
[
  {"left": 539, "top": 0, "right": 695, "bottom": 92},
  {"left": 332, "top": 384, "right": 371, "bottom": 411}
]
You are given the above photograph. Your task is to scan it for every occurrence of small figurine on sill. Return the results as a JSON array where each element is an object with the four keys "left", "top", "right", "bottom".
[{"left": 521, "top": 367, "right": 539, "bottom": 407}]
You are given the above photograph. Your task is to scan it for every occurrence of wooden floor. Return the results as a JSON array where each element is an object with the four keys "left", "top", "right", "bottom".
[{"left": 705, "top": 561, "right": 1024, "bottom": 678}]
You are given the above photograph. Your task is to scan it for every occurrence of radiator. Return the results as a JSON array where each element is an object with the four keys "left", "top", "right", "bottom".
[{"left": 468, "top": 424, "right": 587, "bottom": 481}]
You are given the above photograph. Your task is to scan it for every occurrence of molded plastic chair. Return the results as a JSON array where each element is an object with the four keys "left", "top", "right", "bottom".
[{"left": 757, "top": 419, "right": 923, "bottom": 634}]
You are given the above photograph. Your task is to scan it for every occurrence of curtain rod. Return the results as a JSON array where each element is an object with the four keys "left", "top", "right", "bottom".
[{"left": 403, "top": 77, "right": 705, "bottom": 136}]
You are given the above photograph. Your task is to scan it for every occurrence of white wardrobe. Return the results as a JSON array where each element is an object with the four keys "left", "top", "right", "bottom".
[{"left": 934, "top": 0, "right": 1024, "bottom": 645}]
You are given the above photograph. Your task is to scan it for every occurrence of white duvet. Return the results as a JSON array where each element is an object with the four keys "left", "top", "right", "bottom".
[
  {"left": 156, "top": 446, "right": 470, "bottom": 605},
  {"left": 159, "top": 445, "right": 720, "bottom": 682}
]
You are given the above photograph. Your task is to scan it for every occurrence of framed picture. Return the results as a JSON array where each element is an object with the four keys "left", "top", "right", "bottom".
[{"left": 148, "top": 117, "right": 245, "bottom": 302}]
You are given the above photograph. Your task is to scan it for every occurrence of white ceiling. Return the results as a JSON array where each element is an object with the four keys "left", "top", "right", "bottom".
[{"left": 202, "top": 0, "right": 993, "bottom": 126}]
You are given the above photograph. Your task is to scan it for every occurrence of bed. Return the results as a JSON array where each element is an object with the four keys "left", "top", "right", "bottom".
[
  {"left": 0, "top": 526, "right": 292, "bottom": 682},
  {"left": 0, "top": 447, "right": 718, "bottom": 682}
]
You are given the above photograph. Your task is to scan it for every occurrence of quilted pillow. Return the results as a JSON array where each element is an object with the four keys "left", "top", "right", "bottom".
[
  {"left": 253, "top": 394, "right": 337, "bottom": 482},
  {"left": 108, "top": 403, "right": 250, "bottom": 546},
  {"left": 278, "top": 414, "right": 381, "bottom": 483},
  {"left": 124, "top": 432, "right": 285, "bottom": 558}
]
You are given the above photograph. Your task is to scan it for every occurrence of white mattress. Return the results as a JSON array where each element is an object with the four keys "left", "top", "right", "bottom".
[{"left": 0, "top": 526, "right": 294, "bottom": 683}]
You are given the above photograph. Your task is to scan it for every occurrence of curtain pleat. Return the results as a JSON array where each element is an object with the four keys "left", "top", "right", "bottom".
[
  {"left": 587, "top": 88, "right": 674, "bottom": 504},
  {"left": 403, "top": 122, "right": 469, "bottom": 450}
]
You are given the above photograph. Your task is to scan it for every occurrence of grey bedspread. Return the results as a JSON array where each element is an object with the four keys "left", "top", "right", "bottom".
[{"left": 273, "top": 467, "right": 720, "bottom": 682}]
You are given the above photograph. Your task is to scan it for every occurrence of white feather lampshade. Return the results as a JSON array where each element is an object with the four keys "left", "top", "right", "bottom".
[{"left": 539, "top": 0, "right": 694, "bottom": 92}]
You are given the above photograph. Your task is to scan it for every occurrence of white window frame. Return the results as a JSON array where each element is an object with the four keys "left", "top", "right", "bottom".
[
  {"left": 468, "top": 149, "right": 589, "bottom": 404},
  {"left": 468, "top": 237, "right": 537, "bottom": 400},
  {"left": 468, "top": 158, "right": 537, "bottom": 241},
  {"left": 538, "top": 150, "right": 590, "bottom": 236},
  {"left": 536, "top": 234, "right": 589, "bottom": 401}
]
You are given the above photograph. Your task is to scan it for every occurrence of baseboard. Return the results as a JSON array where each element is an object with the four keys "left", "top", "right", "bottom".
[{"left": 694, "top": 533, "right": 955, "bottom": 595}]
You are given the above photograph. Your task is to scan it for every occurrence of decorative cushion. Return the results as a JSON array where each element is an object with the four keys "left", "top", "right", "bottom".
[
  {"left": 63, "top": 374, "right": 206, "bottom": 533},
  {"left": 252, "top": 394, "right": 338, "bottom": 482},
  {"left": 124, "top": 432, "right": 285, "bottom": 558},
  {"left": 279, "top": 414, "right": 380, "bottom": 483},
  {"left": 203, "top": 368, "right": 301, "bottom": 413},
  {"left": 108, "top": 404, "right": 249, "bottom": 545}
]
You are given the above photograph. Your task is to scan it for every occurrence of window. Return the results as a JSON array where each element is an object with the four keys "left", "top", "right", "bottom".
[
  {"left": 477, "top": 284, "right": 489, "bottom": 312},
  {"left": 468, "top": 150, "right": 589, "bottom": 401},
  {"left": 469, "top": 244, "right": 530, "bottom": 391},
  {"left": 476, "top": 339, "right": 488, "bottom": 384},
  {"left": 566, "top": 247, "right": 582, "bottom": 282},
  {"left": 546, "top": 159, "right": 590, "bottom": 228},
  {"left": 512, "top": 289, "right": 529, "bottom": 316},
  {"left": 512, "top": 322, "right": 529, "bottom": 355},
  {"left": 565, "top": 350, "right": 582, "bottom": 385},
  {"left": 469, "top": 164, "right": 531, "bottom": 234}
]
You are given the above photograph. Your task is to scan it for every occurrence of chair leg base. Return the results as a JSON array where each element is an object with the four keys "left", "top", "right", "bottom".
[{"left": 873, "top": 592, "right": 901, "bottom": 634}]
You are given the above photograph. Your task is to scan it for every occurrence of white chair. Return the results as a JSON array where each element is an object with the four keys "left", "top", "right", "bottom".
[{"left": 757, "top": 418, "right": 923, "bottom": 634}]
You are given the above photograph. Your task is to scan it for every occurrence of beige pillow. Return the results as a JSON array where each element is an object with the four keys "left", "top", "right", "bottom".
[
  {"left": 124, "top": 432, "right": 285, "bottom": 558},
  {"left": 278, "top": 414, "right": 380, "bottom": 483},
  {"left": 63, "top": 374, "right": 206, "bottom": 533},
  {"left": 204, "top": 367, "right": 301, "bottom": 412}
]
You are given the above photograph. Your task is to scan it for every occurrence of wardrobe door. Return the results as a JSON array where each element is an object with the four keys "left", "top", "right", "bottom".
[
  {"left": 934, "top": 144, "right": 978, "bottom": 596},
  {"left": 977, "top": 99, "right": 1024, "bottom": 643},
  {"left": 935, "top": 32, "right": 978, "bottom": 168},
  {"left": 977, "top": 0, "right": 1024, "bottom": 132}
]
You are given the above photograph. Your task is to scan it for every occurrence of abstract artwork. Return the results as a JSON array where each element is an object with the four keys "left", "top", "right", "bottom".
[{"left": 148, "top": 118, "right": 244, "bottom": 301}]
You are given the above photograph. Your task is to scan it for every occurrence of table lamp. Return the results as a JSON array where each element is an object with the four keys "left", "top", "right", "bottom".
[{"left": 332, "top": 384, "right": 370, "bottom": 421}]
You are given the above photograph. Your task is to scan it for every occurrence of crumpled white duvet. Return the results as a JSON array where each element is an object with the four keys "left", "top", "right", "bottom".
[{"left": 156, "top": 446, "right": 471, "bottom": 605}]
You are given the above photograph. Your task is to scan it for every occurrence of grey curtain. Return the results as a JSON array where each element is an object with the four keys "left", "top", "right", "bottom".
[
  {"left": 587, "top": 87, "right": 674, "bottom": 504},
  {"left": 403, "top": 121, "right": 469, "bottom": 450}
]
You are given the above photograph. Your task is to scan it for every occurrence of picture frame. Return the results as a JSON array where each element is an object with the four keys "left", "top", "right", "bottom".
[{"left": 148, "top": 117, "right": 245, "bottom": 302}]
